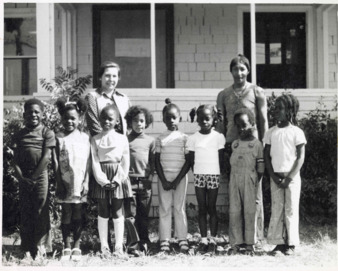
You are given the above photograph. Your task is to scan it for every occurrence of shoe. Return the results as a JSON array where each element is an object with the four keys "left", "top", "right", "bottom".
[
  {"left": 228, "top": 245, "right": 240, "bottom": 256},
  {"left": 128, "top": 248, "right": 141, "bottom": 257},
  {"left": 71, "top": 248, "right": 82, "bottom": 262},
  {"left": 244, "top": 245, "right": 255, "bottom": 256},
  {"left": 160, "top": 240, "right": 170, "bottom": 253},
  {"left": 178, "top": 239, "right": 189, "bottom": 253},
  {"left": 205, "top": 239, "right": 216, "bottom": 256},
  {"left": 100, "top": 246, "right": 111, "bottom": 259},
  {"left": 270, "top": 244, "right": 286, "bottom": 256},
  {"left": 284, "top": 245, "right": 295, "bottom": 256},
  {"left": 60, "top": 248, "right": 72, "bottom": 261},
  {"left": 113, "top": 247, "right": 128, "bottom": 259},
  {"left": 197, "top": 242, "right": 208, "bottom": 254},
  {"left": 20, "top": 252, "right": 34, "bottom": 265}
]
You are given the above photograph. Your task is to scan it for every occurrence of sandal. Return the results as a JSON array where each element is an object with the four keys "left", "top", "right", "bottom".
[
  {"left": 71, "top": 248, "right": 82, "bottom": 262},
  {"left": 60, "top": 248, "right": 72, "bottom": 261},
  {"left": 160, "top": 240, "right": 170, "bottom": 253},
  {"left": 178, "top": 240, "right": 189, "bottom": 253}
]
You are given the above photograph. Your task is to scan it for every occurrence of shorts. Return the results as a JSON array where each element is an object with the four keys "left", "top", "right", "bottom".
[{"left": 194, "top": 174, "right": 220, "bottom": 189}]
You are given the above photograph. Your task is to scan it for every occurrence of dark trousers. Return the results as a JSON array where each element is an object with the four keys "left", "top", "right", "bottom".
[{"left": 124, "top": 177, "right": 152, "bottom": 250}]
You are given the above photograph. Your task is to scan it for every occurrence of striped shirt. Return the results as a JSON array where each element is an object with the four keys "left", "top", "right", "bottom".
[{"left": 155, "top": 130, "right": 188, "bottom": 174}]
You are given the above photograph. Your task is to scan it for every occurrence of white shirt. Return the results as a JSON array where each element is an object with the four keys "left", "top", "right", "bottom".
[
  {"left": 187, "top": 130, "right": 226, "bottom": 175},
  {"left": 263, "top": 124, "right": 306, "bottom": 173}
]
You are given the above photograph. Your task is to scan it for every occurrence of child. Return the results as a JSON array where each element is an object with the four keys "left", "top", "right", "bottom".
[
  {"left": 263, "top": 94, "right": 306, "bottom": 256},
  {"left": 124, "top": 105, "right": 155, "bottom": 256},
  {"left": 155, "top": 98, "right": 189, "bottom": 253},
  {"left": 228, "top": 108, "right": 265, "bottom": 255},
  {"left": 54, "top": 97, "right": 91, "bottom": 261},
  {"left": 12, "top": 98, "right": 55, "bottom": 262},
  {"left": 90, "top": 104, "right": 133, "bottom": 258},
  {"left": 185, "top": 105, "right": 225, "bottom": 254}
]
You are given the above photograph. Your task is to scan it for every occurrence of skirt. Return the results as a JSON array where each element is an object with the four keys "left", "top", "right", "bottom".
[{"left": 89, "top": 162, "right": 132, "bottom": 199}]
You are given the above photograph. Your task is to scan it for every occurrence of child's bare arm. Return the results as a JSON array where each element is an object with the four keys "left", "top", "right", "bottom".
[
  {"left": 172, "top": 151, "right": 194, "bottom": 189},
  {"left": 31, "top": 147, "right": 52, "bottom": 180},
  {"left": 155, "top": 153, "right": 171, "bottom": 190},
  {"left": 279, "top": 144, "right": 305, "bottom": 188},
  {"left": 264, "top": 144, "right": 282, "bottom": 185},
  {"left": 13, "top": 163, "right": 34, "bottom": 185},
  {"left": 218, "top": 148, "right": 225, "bottom": 174}
]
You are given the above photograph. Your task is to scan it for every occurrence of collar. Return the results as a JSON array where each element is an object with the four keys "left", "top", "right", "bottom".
[{"left": 96, "top": 88, "right": 125, "bottom": 97}]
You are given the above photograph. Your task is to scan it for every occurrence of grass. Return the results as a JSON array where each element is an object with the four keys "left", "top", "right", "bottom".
[{"left": 2, "top": 218, "right": 337, "bottom": 269}]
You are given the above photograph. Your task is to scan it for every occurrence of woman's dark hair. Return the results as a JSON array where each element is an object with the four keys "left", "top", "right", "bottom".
[
  {"left": 24, "top": 98, "right": 44, "bottom": 112},
  {"left": 125, "top": 105, "right": 153, "bottom": 129},
  {"left": 275, "top": 93, "right": 300, "bottom": 125},
  {"left": 56, "top": 97, "right": 88, "bottom": 116},
  {"left": 99, "top": 104, "right": 120, "bottom": 120},
  {"left": 233, "top": 108, "right": 256, "bottom": 126},
  {"left": 98, "top": 61, "right": 121, "bottom": 79},
  {"left": 162, "top": 98, "right": 181, "bottom": 116},
  {"left": 230, "top": 54, "right": 251, "bottom": 72}
]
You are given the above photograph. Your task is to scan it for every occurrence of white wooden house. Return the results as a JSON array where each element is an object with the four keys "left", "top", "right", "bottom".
[{"left": 3, "top": 2, "right": 337, "bottom": 216}]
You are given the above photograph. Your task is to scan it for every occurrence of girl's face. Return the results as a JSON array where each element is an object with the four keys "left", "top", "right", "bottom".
[
  {"left": 235, "top": 114, "right": 254, "bottom": 140},
  {"left": 274, "top": 100, "right": 288, "bottom": 126},
  {"left": 197, "top": 108, "right": 214, "bottom": 134},
  {"left": 231, "top": 63, "right": 249, "bottom": 85},
  {"left": 131, "top": 113, "right": 146, "bottom": 134},
  {"left": 163, "top": 107, "right": 180, "bottom": 131},
  {"left": 62, "top": 109, "right": 80, "bottom": 134},
  {"left": 100, "top": 109, "right": 119, "bottom": 131},
  {"left": 100, "top": 67, "right": 119, "bottom": 92},
  {"left": 24, "top": 104, "right": 43, "bottom": 128}
]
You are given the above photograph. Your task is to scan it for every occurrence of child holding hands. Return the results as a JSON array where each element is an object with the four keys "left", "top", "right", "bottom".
[
  {"left": 263, "top": 94, "right": 306, "bottom": 256},
  {"left": 90, "top": 104, "right": 132, "bottom": 257},
  {"left": 155, "top": 99, "right": 189, "bottom": 253},
  {"left": 228, "top": 108, "right": 264, "bottom": 255},
  {"left": 54, "top": 97, "right": 91, "bottom": 261},
  {"left": 12, "top": 99, "right": 55, "bottom": 262}
]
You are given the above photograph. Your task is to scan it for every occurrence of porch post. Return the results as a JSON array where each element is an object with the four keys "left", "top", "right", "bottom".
[
  {"left": 36, "top": 3, "right": 55, "bottom": 94},
  {"left": 151, "top": 3, "right": 156, "bottom": 89},
  {"left": 250, "top": 3, "right": 256, "bottom": 85}
]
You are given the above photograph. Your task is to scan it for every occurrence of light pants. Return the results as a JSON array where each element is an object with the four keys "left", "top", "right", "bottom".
[
  {"left": 255, "top": 180, "right": 264, "bottom": 241},
  {"left": 267, "top": 174, "right": 301, "bottom": 246},
  {"left": 158, "top": 172, "right": 188, "bottom": 241},
  {"left": 229, "top": 169, "right": 257, "bottom": 246}
]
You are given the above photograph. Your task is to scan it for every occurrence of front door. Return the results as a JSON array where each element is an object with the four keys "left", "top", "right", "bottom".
[{"left": 244, "top": 12, "right": 306, "bottom": 89}]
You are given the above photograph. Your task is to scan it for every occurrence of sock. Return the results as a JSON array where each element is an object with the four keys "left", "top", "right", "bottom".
[
  {"left": 113, "top": 216, "right": 125, "bottom": 251},
  {"left": 98, "top": 216, "right": 109, "bottom": 251},
  {"left": 201, "top": 237, "right": 208, "bottom": 244},
  {"left": 61, "top": 223, "right": 72, "bottom": 249}
]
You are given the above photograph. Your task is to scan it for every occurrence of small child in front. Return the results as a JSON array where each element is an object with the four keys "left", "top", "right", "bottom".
[
  {"left": 12, "top": 98, "right": 55, "bottom": 262},
  {"left": 54, "top": 97, "right": 91, "bottom": 261},
  {"left": 263, "top": 94, "right": 306, "bottom": 256},
  {"left": 124, "top": 105, "right": 156, "bottom": 256},
  {"left": 185, "top": 105, "right": 225, "bottom": 254},
  {"left": 228, "top": 108, "right": 264, "bottom": 255},
  {"left": 90, "top": 104, "right": 132, "bottom": 258},
  {"left": 155, "top": 99, "right": 189, "bottom": 253}
]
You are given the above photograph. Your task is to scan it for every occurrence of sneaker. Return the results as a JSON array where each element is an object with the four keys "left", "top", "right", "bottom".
[
  {"left": 71, "top": 248, "right": 82, "bottom": 262},
  {"left": 284, "top": 245, "right": 295, "bottom": 256},
  {"left": 160, "top": 240, "right": 170, "bottom": 254},
  {"left": 205, "top": 239, "right": 216, "bottom": 256},
  {"left": 60, "top": 248, "right": 72, "bottom": 261},
  {"left": 245, "top": 245, "right": 255, "bottom": 256},
  {"left": 178, "top": 239, "right": 189, "bottom": 254},
  {"left": 270, "top": 244, "right": 286, "bottom": 256}
]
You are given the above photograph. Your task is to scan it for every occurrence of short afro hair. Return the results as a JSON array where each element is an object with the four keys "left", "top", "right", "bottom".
[
  {"left": 125, "top": 105, "right": 153, "bottom": 129},
  {"left": 24, "top": 98, "right": 45, "bottom": 112},
  {"left": 233, "top": 108, "right": 256, "bottom": 126}
]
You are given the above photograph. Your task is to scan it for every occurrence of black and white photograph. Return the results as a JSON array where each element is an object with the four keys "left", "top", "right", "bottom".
[{"left": 1, "top": 0, "right": 337, "bottom": 270}]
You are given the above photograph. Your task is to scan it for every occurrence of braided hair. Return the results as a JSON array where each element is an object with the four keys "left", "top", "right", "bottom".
[
  {"left": 162, "top": 98, "right": 181, "bottom": 116},
  {"left": 275, "top": 93, "right": 300, "bottom": 125}
]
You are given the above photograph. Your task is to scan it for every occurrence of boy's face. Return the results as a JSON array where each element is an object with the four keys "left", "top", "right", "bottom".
[
  {"left": 100, "top": 108, "right": 118, "bottom": 131},
  {"left": 24, "top": 104, "right": 43, "bottom": 128},
  {"left": 235, "top": 114, "right": 254, "bottom": 140},
  {"left": 131, "top": 113, "right": 146, "bottom": 134},
  {"left": 62, "top": 109, "right": 80, "bottom": 134},
  {"left": 163, "top": 107, "right": 180, "bottom": 131},
  {"left": 197, "top": 108, "right": 214, "bottom": 134}
]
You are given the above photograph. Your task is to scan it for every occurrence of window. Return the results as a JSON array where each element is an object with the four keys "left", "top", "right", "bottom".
[
  {"left": 4, "top": 3, "right": 37, "bottom": 95},
  {"left": 92, "top": 4, "right": 174, "bottom": 88},
  {"left": 244, "top": 12, "right": 306, "bottom": 89}
]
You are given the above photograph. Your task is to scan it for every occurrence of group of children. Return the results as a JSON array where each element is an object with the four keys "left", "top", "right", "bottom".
[{"left": 12, "top": 92, "right": 306, "bottom": 262}]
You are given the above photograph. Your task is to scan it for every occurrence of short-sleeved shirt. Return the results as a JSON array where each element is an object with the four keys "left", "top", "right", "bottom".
[
  {"left": 13, "top": 124, "right": 55, "bottom": 174},
  {"left": 128, "top": 132, "right": 156, "bottom": 178},
  {"left": 263, "top": 124, "right": 307, "bottom": 173},
  {"left": 155, "top": 130, "right": 188, "bottom": 174},
  {"left": 187, "top": 130, "right": 225, "bottom": 175}
]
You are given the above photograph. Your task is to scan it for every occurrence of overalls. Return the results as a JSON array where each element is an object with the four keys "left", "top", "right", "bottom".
[{"left": 229, "top": 140, "right": 259, "bottom": 246}]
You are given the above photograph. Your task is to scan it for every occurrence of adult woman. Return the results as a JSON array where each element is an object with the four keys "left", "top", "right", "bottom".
[
  {"left": 86, "top": 61, "right": 131, "bottom": 136},
  {"left": 216, "top": 54, "right": 268, "bottom": 245}
]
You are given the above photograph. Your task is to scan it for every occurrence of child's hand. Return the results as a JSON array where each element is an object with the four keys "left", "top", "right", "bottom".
[
  {"left": 104, "top": 182, "right": 118, "bottom": 190},
  {"left": 278, "top": 177, "right": 292, "bottom": 189},
  {"left": 171, "top": 180, "right": 177, "bottom": 190},
  {"left": 22, "top": 177, "right": 35, "bottom": 186},
  {"left": 81, "top": 185, "right": 88, "bottom": 198},
  {"left": 162, "top": 180, "right": 172, "bottom": 191}
]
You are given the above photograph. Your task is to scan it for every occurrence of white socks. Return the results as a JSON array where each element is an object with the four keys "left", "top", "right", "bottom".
[
  {"left": 201, "top": 237, "right": 208, "bottom": 244},
  {"left": 98, "top": 216, "right": 109, "bottom": 251},
  {"left": 113, "top": 216, "right": 125, "bottom": 251}
]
